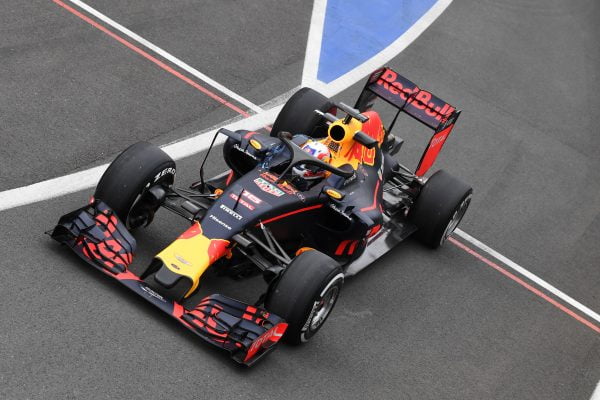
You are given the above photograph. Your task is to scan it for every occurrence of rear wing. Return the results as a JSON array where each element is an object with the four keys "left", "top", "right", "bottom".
[{"left": 354, "top": 67, "right": 461, "bottom": 176}]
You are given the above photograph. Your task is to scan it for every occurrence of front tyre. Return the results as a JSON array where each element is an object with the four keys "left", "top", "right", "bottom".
[
  {"left": 94, "top": 142, "right": 175, "bottom": 229},
  {"left": 265, "top": 251, "right": 343, "bottom": 344},
  {"left": 408, "top": 170, "right": 472, "bottom": 248}
]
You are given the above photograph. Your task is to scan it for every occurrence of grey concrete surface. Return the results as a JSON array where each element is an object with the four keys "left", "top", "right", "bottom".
[
  {"left": 0, "top": 0, "right": 309, "bottom": 191},
  {"left": 0, "top": 0, "right": 599, "bottom": 399}
]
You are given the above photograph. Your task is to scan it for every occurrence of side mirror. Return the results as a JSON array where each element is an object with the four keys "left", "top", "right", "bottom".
[
  {"left": 353, "top": 131, "right": 378, "bottom": 149},
  {"left": 217, "top": 128, "right": 242, "bottom": 142}
]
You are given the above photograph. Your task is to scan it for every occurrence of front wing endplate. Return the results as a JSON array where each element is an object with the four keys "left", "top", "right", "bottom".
[{"left": 49, "top": 201, "right": 287, "bottom": 366}]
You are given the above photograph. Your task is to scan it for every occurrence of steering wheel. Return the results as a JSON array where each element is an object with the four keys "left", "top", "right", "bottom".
[{"left": 275, "top": 131, "right": 354, "bottom": 183}]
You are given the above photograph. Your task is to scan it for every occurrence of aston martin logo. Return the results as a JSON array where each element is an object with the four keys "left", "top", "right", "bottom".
[{"left": 254, "top": 177, "right": 284, "bottom": 197}]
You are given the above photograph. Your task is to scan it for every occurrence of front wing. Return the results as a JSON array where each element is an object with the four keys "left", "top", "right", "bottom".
[{"left": 49, "top": 201, "right": 287, "bottom": 366}]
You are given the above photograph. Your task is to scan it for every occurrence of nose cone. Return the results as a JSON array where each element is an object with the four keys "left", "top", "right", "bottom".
[{"left": 152, "top": 221, "right": 230, "bottom": 299}]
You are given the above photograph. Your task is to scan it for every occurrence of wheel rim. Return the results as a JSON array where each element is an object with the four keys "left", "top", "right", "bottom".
[
  {"left": 441, "top": 194, "right": 471, "bottom": 245},
  {"left": 300, "top": 273, "right": 344, "bottom": 342},
  {"left": 309, "top": 285, "right": 339, "bottom": 331},
  {"left": 126, "top": 192, "right": 152, "bottom": 229},
  {"left": 126, "top": 175, "right": 172, "bottom": 229}
]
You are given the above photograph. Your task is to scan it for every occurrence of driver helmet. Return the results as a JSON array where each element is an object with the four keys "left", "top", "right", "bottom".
[{"left": 292, "top": 139, "right": 331, "bottom": 180}]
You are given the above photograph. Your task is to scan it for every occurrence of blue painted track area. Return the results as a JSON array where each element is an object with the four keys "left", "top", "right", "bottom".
[{"left": 318, "top": 0, "right": 438, "bottom": 82}]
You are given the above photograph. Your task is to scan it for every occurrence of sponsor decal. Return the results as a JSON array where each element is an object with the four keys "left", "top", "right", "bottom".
[
  {"left": 174, "top": 254, "right": 191, "bottom": 265},
  {"left": 260, "top": 171, "right": 279, "bottom": 182},
  {"left": 233, "top": 143, "right": 259, "bottom": 161},
  {"left": 376, "top": 69, "right": 455, "bottom": 123},
  {"left": 295, "top": 192, "right": 306, "bottom": 202},
  {"left": 301, "top": 301, "right": 320, "bottom": 333},
  {"left": 242, "top": 190, "right": 262, "bottom": 204},
  {"left": 277, "top": 182, "right": 297, "bottom": 195},
  {"left": 244, "top": 322, "right": 287, "bottom": 362},
  {"left": 254, "top": 177, "right": 285, "bottom": 197},
  {"left": 260, "top": 172, "right": 302, "bottom": 198},
  {"left": 153, "top": 167, "right": 176, "bottom": 183},
  {"left": 249, "top": 324, "right": 283, "bottom": 352},
  {"left": 140, "top": 284, "right": 167, "bottom": 302},
  {"left": 327, "top": 141, "right": 340, "bottom": 152},
  {"left": 229, "top": 193, "right": 255, "bottom": 210},
  {"left": 209, "top": 214, "right": 232, "bottom": 230},
  {"left": 220, "top": 204, "right": 243, "bottom": 220},
  {"left": 429, "top": 132, "right": 448, "bottom": 148},
  {"left": 414, "top": 124, "right": 453, "bottom": 176},
  {"left": 343, "top": 172, "right": 357, "bottom": 187},
  {"left": 329, "top": 203, "right": 352, "bottom": 221}
]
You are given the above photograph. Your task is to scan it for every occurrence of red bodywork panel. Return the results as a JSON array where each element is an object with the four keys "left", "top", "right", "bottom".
[
  {"left": 415, "top": 123, "right": 454, "bottom": 177},
  {"left": 356, "top": 67, "right": 461, "bottom": 177}
]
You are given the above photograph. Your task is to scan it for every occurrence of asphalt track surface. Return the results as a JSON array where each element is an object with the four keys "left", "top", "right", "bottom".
[{"left": 1, "top": 1, "right": 599, "bottom": 399}]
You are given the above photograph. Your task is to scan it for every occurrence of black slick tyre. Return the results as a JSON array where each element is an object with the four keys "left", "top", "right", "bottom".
[
  {"left": 271, "top": 87, "right": 334, "bottom": 138},
  {"left": 94, "top": 142, "right": 175, "bottom": 229},
  {"left": 265, "top": 250, "right": 344, "bottom": 344},
  {"left": 408, "top": 170, "right": 472, "bottom": 248}
]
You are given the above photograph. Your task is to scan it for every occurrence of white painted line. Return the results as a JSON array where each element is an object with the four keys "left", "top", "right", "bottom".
[
  {"left": 455, "top": 228, "right": 600, "bottom": 325},
  {"left": 590, "top": 380, "right": 600, "bottom": 400},
  {"left": 302, "top": 0, "right": 454, "bottom": 98},
  {"left": 0, "top": 0, "right": 454, "bottom": 212},
  {"left": 301, "top": 0, "right": 327, "bottom": 88},
  {"left": 68, "top": 0, "right": 264, "bottom": 114},
  {"left": 0, "top": 106, "right": 281, "bottom": 211}
]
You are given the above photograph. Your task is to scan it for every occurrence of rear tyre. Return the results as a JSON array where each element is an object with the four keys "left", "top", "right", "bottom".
[
  {"left": 265, "top": 251, "right": 343, "bottom": 344},
  {"left": 408, "top": 170, "right": 472, "bottom": 248},
  {"left": 271, "top": 87, "right": 334, "bottom": 138},
  {"left": 94, "top": 142, "right": 175, "bottom": 229}
]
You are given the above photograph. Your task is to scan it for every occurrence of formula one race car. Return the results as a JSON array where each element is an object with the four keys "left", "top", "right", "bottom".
[{"left": 49, "top": 67, "right": 472, "bottom": 365}]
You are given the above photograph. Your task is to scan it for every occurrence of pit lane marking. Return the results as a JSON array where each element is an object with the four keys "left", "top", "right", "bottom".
[
  {"left": 590, "top": 380, "right": 600, "bottom": 400},
  {"left": 450, "top": 232, "right": 600, "bottom": 333},
  {"left": 302, "top": 0, "right": 454, "bottom": 96},
  {"left": 0, "top": 106, "right": 281, "bottom": 212},
  {"left": 1, "top": 0, "right": 453, "bottom": 210},
  {"left": 56, "top": 0, "right": 263, "bottom": 116}
]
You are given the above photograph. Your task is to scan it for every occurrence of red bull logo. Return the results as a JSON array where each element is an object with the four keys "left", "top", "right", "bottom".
[{"left": 376, "top": 69, "right": 455, "bottom": 124}]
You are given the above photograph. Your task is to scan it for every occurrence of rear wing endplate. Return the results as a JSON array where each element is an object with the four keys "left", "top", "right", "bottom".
[{"left": 355, "top": 67, "right": 461, "bottom": 176}]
